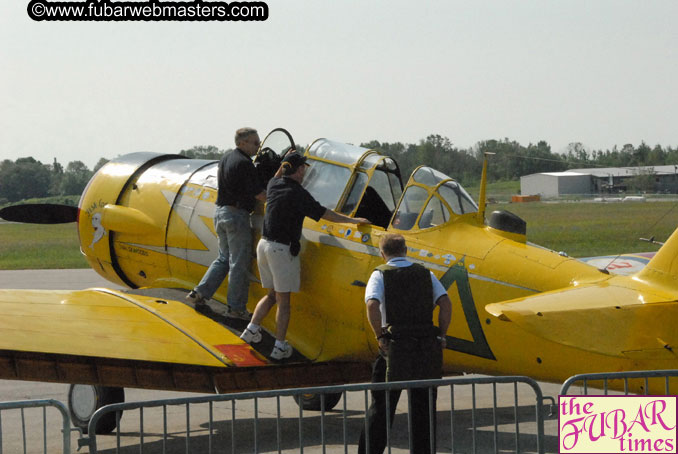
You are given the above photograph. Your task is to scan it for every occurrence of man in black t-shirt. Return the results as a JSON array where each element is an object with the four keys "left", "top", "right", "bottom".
[
  {"left": 240, "top": 152, "right": 370, "bottom": 360},
  {"left": 186, "top": 127, "right": 266, "bottom": 320}
]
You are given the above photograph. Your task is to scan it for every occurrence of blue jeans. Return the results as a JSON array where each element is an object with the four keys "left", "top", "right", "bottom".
[{"left": 195, "top": 205, "right": 252, "bottom": 311}]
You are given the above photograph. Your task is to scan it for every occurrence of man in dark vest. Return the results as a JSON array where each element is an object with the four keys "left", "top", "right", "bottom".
[{"left": 358, "top": 233, "right": 452, "bottom": 454}]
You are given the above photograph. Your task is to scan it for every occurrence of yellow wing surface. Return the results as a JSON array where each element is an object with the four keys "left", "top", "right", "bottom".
[
  {"left": 485, "top": 280, "right": 678, "bottom": 359},
  {"left": 0, "top": 288, "right": 246, "bottom": 367},
  {"left": 0, "top": 288, "right": 370, "bottom": 393},
  {"left": 487, "top": 228, "right": 678, "bottom": 361}
]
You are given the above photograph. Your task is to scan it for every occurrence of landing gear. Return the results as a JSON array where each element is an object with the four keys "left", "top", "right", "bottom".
[
  {"left": 68, "top": 385, "right": 125, "bottom": 434},
  {"left": 293, "top": 392, "right": 343, "bottom": 411}
]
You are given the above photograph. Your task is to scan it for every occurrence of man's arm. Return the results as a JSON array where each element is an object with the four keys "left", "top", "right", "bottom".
[
  {"left": 255, "top": 190, "right": 266, "bottom": 202},
  {"left": 436, "top": 294, "right": 452, "bottom": 346},
  {"left": 366, "top": 298, "right": 382, "bottom": 339},
  {"left": 366, "top": 298, "right": 389, "bottom": 352},
  {"left": 322, "top": 209, "right": 370, "bottom": 225}
]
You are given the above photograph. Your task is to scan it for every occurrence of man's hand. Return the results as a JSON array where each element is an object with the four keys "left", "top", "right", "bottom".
[
  {"left": 378, "top": 337, "right": 389, "bottom": 353},
  {"left": 354, "top": 217, "right": 371, "bottom": 225}
]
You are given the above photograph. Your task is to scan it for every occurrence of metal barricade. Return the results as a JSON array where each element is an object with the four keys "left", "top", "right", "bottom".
[
  {"left": 0, "top": 399, "right": 71, "bottom": 454},
  {"left": 560, "top": 369, "right": 678, "bottom": 396},
  {"left": 86, "top": 375, "right": 546, "bottom": 454}
]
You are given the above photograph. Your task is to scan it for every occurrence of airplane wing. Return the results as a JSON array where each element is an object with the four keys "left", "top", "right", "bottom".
[
  {"left": 485, "top": 280, "right": 678, "bottom": 359},
  {"left": 578, "top": 252, "right": 656, "bottom": 276},
  {"left": 0, "top": 288, "right": 370, "bottom": 393}
]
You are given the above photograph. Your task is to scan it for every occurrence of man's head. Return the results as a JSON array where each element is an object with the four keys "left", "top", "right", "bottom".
[
  {"left": 379, "top": 233, "right": 407, "bottom": 260},
  {"left": 235, "top": 127, "right": 260, "bottom": 157},
  {"left": 281, "top": 152, "right": 310, "bottom": 181}
]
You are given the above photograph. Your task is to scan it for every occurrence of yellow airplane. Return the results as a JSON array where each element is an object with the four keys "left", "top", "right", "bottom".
[{"left": 1, "top": 128, "right": 677, "bottom": 433}]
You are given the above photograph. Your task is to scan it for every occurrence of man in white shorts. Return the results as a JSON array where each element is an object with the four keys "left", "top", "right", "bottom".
[{"left": 240, "top": 152, "right": 370, "bottom": 360}]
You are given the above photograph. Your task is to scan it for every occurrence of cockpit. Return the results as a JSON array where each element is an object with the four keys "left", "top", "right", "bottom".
[
  {"left": 304, "top": 139, "right": 402, "bottom": 229},
  {"left": 256, "top": 129, "right": 478, "bottom": 232},
  {"left": 390, "top": 167, "right": 478, "bottom": 231}
]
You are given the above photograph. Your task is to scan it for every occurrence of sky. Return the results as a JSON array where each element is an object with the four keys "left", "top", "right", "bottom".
[{"left": 1, "top": 0, "right": 676, "bottom": 170}]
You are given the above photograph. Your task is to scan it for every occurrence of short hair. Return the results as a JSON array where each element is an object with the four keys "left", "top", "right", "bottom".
[
  {"left": 379, "top": 234, "right": 407, "bottom": 257},
  {"left": 234, "top": 127, "right": 258, "bottom": 146}
]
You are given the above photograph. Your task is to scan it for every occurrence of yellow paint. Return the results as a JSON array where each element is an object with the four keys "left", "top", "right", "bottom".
[
  {"left": 9, "top": 139, "right": 678, "bottom": 391},
  {"left": 0, "top": 289, "right": 238, "bottom": 367}
]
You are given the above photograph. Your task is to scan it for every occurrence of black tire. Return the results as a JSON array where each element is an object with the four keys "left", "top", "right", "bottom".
[
  {"left": 293, "top": 391, "right": 343, "bottom": 411},
  {"left": 68, "top": 385, "right": 125, "bottom": 434}
]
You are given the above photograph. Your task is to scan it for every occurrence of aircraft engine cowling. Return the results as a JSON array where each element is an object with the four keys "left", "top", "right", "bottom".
[{"left": 78, "top": 152, "right": 216, "bottom": 288}]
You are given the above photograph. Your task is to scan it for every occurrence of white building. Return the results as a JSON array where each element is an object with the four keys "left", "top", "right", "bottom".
[
  {"left": 520, "top": 172, "right": 592, "bottom": 198},
  {"left": 521, "top": 165, "right": 678, "bottom": 197}
]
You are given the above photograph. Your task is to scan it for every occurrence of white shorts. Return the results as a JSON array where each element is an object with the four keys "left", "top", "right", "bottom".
[{"left": 256, "top": 238, "right": 300, "bottom": 293}]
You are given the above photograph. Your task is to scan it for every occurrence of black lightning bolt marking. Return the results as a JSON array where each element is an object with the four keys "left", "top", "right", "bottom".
[{"left": 438, "top": 257, "right": 496, "bottom": 360}]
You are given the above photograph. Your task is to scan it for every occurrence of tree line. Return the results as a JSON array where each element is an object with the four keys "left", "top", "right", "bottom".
[
  {"left": 363, "top": 136, "right": 678, "bottom": 187},
  {"left": 2, "top": 138, "right": 677, "bottom": 204},
  {"left": 0, "top": 157, "right": 109, "bottom": 204}
]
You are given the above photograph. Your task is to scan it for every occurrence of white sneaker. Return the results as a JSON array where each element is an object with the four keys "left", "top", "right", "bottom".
[
  {"left": 270, "top": 342, "right": 293, "bottom": 360},
  {"left": 240, "top": 327, "right": 262, "bottom": 344}
]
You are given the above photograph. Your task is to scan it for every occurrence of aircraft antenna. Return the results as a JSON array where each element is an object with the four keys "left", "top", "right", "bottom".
[
  {"left": 600, "top": 201, "right": 678, "bottom": 272},
  {"left": 477, "top": 152, "right": 495, "bottom": 224},
  {"left": 640, "top": 201, "right": 678, "bottom": 242}
]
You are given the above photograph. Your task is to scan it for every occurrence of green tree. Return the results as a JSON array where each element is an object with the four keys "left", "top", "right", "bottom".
[
  {"left": 61, "top": 161, "right": 92, "bottom": 195},
  {"left": 627, "top": 168, "right": 656, "bottom": 193},
  {"left": 565, "top": 142, "right": 590, "bottom": 165},
  {"left": 0, "top": 157, "right": 51, "bottom": 202},
  {"left": 179, "top": 145, "right": 226, "bottom": 160},
  {"left": 49, "top": 157, "right": 64, "bottom": 196},
  {"left": 645, "top": 144, "right": 665, "bottom": 166}
]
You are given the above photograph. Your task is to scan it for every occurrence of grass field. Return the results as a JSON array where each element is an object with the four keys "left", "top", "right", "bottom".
[
  {"left": 0, "top": 222, "right": 87, "bottom": 269},
  {"left": 466, "top": 180, "right": 521, "bottom": 202},
  {"left": 1, "top": 201, "right": 677, "bottom": 269},
  {"left": 488, "top": 200, "right": 678, "bottom": 257}
]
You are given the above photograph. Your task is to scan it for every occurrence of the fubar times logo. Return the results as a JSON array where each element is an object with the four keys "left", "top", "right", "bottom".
[{"left": 559, "top": 396, "right": 677, "bottom": 453}]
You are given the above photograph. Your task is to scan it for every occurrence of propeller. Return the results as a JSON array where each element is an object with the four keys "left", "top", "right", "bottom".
[{"left": 0, "top": 204, "right": 78, "bottom": 224}]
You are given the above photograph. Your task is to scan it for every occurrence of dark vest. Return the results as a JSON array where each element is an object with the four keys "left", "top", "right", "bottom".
[{"left": 377, "top": 263, "right": 436, "bottom": 337}]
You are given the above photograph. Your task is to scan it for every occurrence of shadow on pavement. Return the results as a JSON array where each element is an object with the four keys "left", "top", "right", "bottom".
[{"left": 93, "top": 404, "right": 558, "bottom": 453}]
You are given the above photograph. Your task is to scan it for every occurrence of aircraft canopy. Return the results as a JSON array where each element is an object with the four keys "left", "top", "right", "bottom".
[
  {"left": 303, "top": 139, "right": 403, "bottom": 229},
  {"left": 301, "top": 137, "right": 478, "bottom": 232},
  {"left": 390, "top": 166, "right": 479, "bottom": 231}
]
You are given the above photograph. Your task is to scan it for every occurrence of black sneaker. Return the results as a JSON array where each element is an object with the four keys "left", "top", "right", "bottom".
[{"left": 225, "top": 305, "right": 252, "bottom": 321}]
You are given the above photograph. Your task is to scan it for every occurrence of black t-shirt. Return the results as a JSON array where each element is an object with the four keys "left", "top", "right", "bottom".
[
  {"left": 216, "top": 148, "right": 263, "bottom": 212},
  {"left": 262, "top": 176, "right": 326, "bottom": 245}
]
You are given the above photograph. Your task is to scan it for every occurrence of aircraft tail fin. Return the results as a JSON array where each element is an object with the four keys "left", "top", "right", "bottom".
[{"left": 636, "top": 226, "right": 678, "bottom": 291}]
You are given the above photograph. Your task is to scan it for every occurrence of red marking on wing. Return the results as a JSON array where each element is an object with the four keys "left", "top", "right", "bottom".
[
  {"left": 607, "top": 261, "right": 633, "bottom": 269},
  {"left": 214, "top": 344, "right": 267, "bottom": 367}
]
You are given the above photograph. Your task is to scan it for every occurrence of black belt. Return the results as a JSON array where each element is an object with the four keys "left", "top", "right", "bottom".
[
  {"left": 220, "top": 199, "right": 250, "bottom": 210},
  {"left": 221, "top": 203, "right": 250, "bottom": 213},
  {"left": 262, "top": 236, "right": 291, "bottom": 246}
]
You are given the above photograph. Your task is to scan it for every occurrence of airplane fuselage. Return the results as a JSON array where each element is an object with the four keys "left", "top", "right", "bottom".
[{"left": 76, "top": 151, "right": 678, "bottom": 394}]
